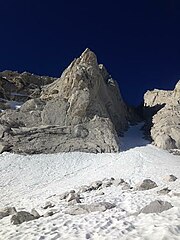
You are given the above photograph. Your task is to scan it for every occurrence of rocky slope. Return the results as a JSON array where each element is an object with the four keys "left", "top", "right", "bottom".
[
  {"left": 0, "top": 70, "right": 56, "bottom": 109},
  {"left": 144, "top": 80, "right": 180, "bottom": 150},
  {"left": 0, "top": 49, "right": 130, "bottom": 154},
  {"left": 1, "top": 49, "right": 179, "bottom": 154}
]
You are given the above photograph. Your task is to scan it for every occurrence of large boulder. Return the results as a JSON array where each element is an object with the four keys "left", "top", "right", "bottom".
[
  {"left": 0, "top": 49, "right": 129, "bottom": 154},
  {"left": 140, "top": 200, "right": 173, "bottom": 214},
  {"left": 137, "top": 179, "right": 158, "bottom": 191},
  {"left": 11, "top": 211, "right": 39, "bottom": 225},
  {"left": 143, "top": 80, "right": 180, "bottom": 150}
]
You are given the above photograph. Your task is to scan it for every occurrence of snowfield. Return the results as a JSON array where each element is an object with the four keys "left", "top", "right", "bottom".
[{"left": 0, "top": 123, "right": 180, "bottom": 240}]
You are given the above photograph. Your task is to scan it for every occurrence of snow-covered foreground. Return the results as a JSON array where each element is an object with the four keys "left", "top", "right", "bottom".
[{"left": 0, "top": 124, "right": 180, "bottom": 240}]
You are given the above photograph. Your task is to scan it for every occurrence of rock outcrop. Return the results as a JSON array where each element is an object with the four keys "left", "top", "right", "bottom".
[
  {"left": 137, "top": 179, "right": 158, "bottom": 191},
  {"left": 11, "top": 211, "right": 40, "bottom": 225},
  {"left": 0, "top": 49, "right": 129, "bottom": 154},
  {"left": 140, "top": 200, "right": 173, "bottom": 214},
  {"left": 144, "top": 80, "right": 180, "bottom": 150},
  {"left": 0, "top": 70, "right": 56, "bottom": 111},
  {"left": 144, "top": 89, "right": 173, "bottom": 108}
]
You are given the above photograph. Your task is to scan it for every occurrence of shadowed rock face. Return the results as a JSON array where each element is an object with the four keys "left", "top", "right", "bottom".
[
  {"left": 144, "top": 80, "right": 180, "bottom": 150},
  {"left": 0, "top": 49, "right": 129, "bottom": 154},
  {"left": 0, "top": 70, "right": 56, "bottom": 102},
  {"left": 140, "top": 200, "right": 173, "bottom": 214}
]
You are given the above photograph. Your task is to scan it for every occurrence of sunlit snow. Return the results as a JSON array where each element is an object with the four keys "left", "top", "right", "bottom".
[{"left": 0, "top": 124, "right": 180, "bottom": 240}]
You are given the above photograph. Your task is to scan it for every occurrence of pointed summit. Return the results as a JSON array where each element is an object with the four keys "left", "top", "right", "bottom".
[{"left": 79, "top": 48, "right": 98, "bottom": 66}]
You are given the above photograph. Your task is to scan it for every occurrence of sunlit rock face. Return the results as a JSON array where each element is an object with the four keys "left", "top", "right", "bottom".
[
  {"left": 144, "top": 80, "right": 180, "bottom": 150},
  {"left": 0, "top": 49, "right": 129, "bottom": 154}
]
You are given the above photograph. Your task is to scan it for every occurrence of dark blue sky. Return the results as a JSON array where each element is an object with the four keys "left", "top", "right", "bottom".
[{"left": 1, "top": 0, "right": 180, "bottom": 105}]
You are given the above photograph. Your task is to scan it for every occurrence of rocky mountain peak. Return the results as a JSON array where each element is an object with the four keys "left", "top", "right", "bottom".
[
  {"left": 0, "top": 49, "right": 130, "bottom": 154},
  {"left": 79, "top": 48, "right": 98, "bottom": 66},
  {"left": 41, "top": 48, "right": 100, "bottom": 101},
  {"left": 41, "top": 49, "right": 128, "bottom": 131},
  {"left": 1, "top": 49, "right": 179, "bottom": 155}
]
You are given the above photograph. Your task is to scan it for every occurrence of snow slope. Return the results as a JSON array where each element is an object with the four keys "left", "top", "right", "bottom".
[{"left": 0, "top": 123, "right": 180, "bottom": 240}]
